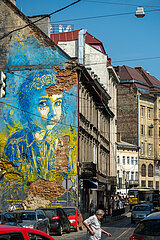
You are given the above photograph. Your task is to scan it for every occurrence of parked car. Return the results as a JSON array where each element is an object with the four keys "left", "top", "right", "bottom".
[
  {"left": 0, "top": 212, "right": 18, "bottom": 226},
  {"left": 61, "top": 207, "right": 83, "bottom": 231},
  {"left": 0, "top": 224, "right": 55, "bottom": 240},
  {"left": 39, "top": 208, "right": 70, "bottom": 236},
  {"left": 13, "top": 210, "right": 49, "bottom": 234},
  {"left": 131, "top": 204, "right": 152, "bottom": 224},
  {"left": 129, "top": 212, "right": 160, "bottom": 240}
]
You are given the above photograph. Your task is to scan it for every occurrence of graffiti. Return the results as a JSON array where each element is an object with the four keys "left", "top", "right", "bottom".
[{"left": 0, "top": 33, "right": 77, "bottom": 209}]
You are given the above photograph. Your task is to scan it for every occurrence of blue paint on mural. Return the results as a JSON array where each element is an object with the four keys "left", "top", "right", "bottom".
[{"left": 0, "top": 32, "right": 77, "bottom": 209}]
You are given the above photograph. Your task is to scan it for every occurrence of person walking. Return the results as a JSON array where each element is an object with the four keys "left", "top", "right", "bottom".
[
  {"left": 21, "top": 202, "right": 27, "bottom": 210},
  {"left": 8, "top": 201, "right": 16, "bottom": 212},
  {"left": 83, "top": 209, "right": 112, "bottom": 239}
]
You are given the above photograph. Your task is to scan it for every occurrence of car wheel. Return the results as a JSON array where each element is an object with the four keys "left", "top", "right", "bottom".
[
  {"left": 58, "top": 225, "right": 63, "bottom": 236},
  {"left": 46, "top": 227, "right": 50, "bottom": 235},
  {"left": 75, "top": 222, "right": 79, "bottom": 232},
  {"left": 79, "top": 224, "right": 83, "bottom": 230},
  {"left": 66, "top": 224, "right": 70, "bottom": 233}
]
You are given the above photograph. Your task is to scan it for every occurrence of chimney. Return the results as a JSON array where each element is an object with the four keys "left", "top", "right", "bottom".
[{"left": 28, "top": 15, "right": 51, "bottom": 37}]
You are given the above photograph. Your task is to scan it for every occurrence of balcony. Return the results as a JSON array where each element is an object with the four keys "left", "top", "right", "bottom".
[
  {"left": 80, "top": 162, "right": 96, "bottom": 178},
  {"left": 129, "top": 180, "right": 139, "bottom": 186}
]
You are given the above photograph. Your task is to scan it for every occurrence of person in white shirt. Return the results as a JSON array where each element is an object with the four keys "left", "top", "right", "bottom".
[
  {"left": 83, "top": 209, "right": 112, "bottom": 240},
  {"left": 8, "top": 201, "right": 16, "bottom": 212}
]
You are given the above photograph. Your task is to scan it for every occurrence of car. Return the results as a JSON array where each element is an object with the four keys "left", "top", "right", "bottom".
[
  {"left": 131, "top": 204, "right": 152, "bottom": 224},
  {"left": 13, "top": 209, "right": 49, "bottom": 234},
  {"left": 39, "top": 208, "right": 70, "bottom": 236},
  {"left": 61, "top": 206, "right": 83, "bottom": 231},
  {"left": 129, "top": 211, "right": 160, "bottom": 240},
  {"left": 0, "top": 212, "right": 19, "bottom": 226},
  {"left": 0, "top": 224, "right": 55, "bottom": 240}
]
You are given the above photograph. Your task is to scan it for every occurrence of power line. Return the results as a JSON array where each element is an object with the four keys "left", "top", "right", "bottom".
[
  {"left": 52, "top": 8, "right": 160, "bottom": 23},
  {"left": 82, "top": 0, "right": 160, "bottom": 8},
  {"left": 0, "top": 0, "right": 81, "bottom": 41}
]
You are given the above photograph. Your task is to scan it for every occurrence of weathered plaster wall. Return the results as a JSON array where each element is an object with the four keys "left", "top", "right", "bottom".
[{"left": 0, "top": 0, "right": 78, "bottom": 210}]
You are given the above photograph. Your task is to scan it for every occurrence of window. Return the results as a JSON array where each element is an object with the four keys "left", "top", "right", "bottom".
[
  {"left": 131, "top": 157, "right": 134, "bottom": 165},
  {"left": 126, "top": 171, "right": 129, "bottom": 181},
  {"left": 28, "top": 233, "right": 52, "bottom": 240},
  {"left": 123, "top": 156, "right": 125, "bottom": 165},
  {"left": 135, "top": 157, "right": 138, "bottom": 165},
  {"left": 123, "top": 171, "right": 125, "bottom": 181},
  {"left": 148, "top": 144, "right": 152, "bottom": 156},
  {"left": 159, "top": 144, "right": 160, "bottom": 156},
  {"left": 141, "top": 180, "right": 146, "bottom": 187},
  {"left": 159, "top": 109, "right": 160, "bottom": 119},
  {"left": 159, "top": 127, "right": 160, "bottom": 137},
  {"left": 141, "top": 142, "right": 145, "bottom": 155},
  {"left": 131, "top": 172, "right": 134, "bottom": 181},
  {"left": 117, "top": 156, "right": 120, "bottom": 163},
  {"left": 127, "top": 156, "right": 130, "bottom": 164},
  {"left": 141, "top": 125, "right": 145, "bottom": 135},
  {"left": 141, "top": 164, "right": 146, "bottom": 177},
  {"left": 148, "top": 126, "right": 152, "bottom": 137},
  {"left": 156, "top": 181, "right": 159, "bottom": 190},
  {"left": 148, "top": 164, "right": 153, "bottom": 177},
  {"left": 135, "top": 172, "right": 138, "bottom": 180},
  {"left": 148, "top": 181, "right": 153, "bottom": 188},
  {"left": 141, "top": 106, "right": 145, "bottom": 117},
  {"left": 0, "top": 233, "right": 24, "bottom": 240},
  {"left": 148, "top": 108, "right": 151, "bottom": 119},
  {"left": 156, "top": 164, "right": 159, "bottom": 177}
]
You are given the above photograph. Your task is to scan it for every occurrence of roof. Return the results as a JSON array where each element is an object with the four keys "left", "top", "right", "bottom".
[
  {"left": 116, "top": 65, "right": 160, "bottom": 95},
  {"left": 51, "top": 29, "right": 106, "bottom": 55},
  {"left": 117, "top": 141, "right": 139, "bottom": 150}
]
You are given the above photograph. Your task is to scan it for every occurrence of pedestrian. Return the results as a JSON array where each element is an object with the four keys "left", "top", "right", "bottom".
[
  {"left": 83, "top": 209, "right": 112, "bottom": 239},
  {"left": 21, "top": 202, "right": 27, "bottom": 210},
  {"left": 8, "top": 201, "right": 16, "bottom": 212}
]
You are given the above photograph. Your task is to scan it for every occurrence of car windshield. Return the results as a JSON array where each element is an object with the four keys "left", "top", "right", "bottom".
[
  {"left": 63, "top": 208, "right": 76, "bottom": 215},
  {"left": 43, "top": 209, "right": 57, "bottom": 218},
  {"left": 17, "top": 212, "right": 36, "bottom": 221},
  {"left": 5, "top": 213, "right": 16, "bottom": 222},
  {"left": 134, "top": 220, "right": 160, "bottom": 236},
  {"left": 134, "top": 206, "right": 150, "bottom": 211}
]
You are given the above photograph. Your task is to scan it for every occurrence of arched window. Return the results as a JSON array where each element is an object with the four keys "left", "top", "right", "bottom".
[
  {"left": 141, "top": 164, "right": 146, "bottom": 177},
  {"left": 148, "top": 164, "right": 153, "bottom": 177}
]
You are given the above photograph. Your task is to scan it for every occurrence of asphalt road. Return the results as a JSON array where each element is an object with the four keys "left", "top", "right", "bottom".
[{"left": 51, "top": 212, "right": 136, "bottom": 240}]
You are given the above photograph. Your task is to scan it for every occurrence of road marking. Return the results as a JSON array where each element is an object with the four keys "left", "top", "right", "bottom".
[{"left": 114, "top": 226, "right": 133, "bottom": 240}]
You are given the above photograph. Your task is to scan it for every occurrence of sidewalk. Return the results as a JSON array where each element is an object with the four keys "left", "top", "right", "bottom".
[{"left": 103, "top": 206, "right": 130, "bottom": 223}]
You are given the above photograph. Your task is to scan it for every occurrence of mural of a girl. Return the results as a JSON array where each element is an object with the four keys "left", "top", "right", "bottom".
[{"left": 2, "top": 65, "right": 77, "bottom": 205}]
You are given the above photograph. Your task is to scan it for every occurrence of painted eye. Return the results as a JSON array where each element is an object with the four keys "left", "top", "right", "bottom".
[
  {"left": 39, "top": 101, "right": 47, "bottom": 107},
  {"left": 55, "top": 100, "right": 62, "bottom": 106}
]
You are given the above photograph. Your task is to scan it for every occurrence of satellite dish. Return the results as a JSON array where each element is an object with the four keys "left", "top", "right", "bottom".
[{"left": 135, "top": 6, "right": 145, "bottom": 18}]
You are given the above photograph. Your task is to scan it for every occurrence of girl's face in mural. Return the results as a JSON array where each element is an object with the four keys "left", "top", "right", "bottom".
[
  {"left": 38, "top": 93, "right": 63, "bottom": 130},
  {"left": 30, "top": 87, "right": 63, "bottom": 131}
]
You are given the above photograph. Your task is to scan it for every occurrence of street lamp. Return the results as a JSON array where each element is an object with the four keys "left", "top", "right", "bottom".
[{"left": 135, "top": 6, "right": 145, "bottom": 18}]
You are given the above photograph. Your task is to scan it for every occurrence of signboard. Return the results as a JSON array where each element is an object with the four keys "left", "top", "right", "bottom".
[{"left": 62, "top": 179, "right": 72, "bottom": 190}]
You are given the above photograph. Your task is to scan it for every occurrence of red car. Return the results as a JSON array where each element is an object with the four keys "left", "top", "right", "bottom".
[
  {"left": 0, "top": 224, "right": 55, "bottom": 240},
  {"left": 62, "top": 207, "right": 83, "bottom": 231}
]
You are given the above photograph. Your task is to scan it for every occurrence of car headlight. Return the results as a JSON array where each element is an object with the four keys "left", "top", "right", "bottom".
[
  {"left": 69, "top": 219, "right": 76, "bottom": 223},
  {"left": 23, "top": 225, "right": 34, "bottom": 228}
]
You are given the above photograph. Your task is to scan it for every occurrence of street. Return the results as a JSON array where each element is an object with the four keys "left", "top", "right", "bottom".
[{"left": 51, "top": 212, "right": 135, "bottom": 240}]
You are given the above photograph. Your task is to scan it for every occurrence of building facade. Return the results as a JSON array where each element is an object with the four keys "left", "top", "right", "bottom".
[{"left": 116, "top": 65, "right": 160, "bottom": 190}]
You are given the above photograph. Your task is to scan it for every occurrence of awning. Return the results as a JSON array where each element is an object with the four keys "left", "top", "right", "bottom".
[{"left": 83, "top": 180, "right": 98, "bottom": 189}]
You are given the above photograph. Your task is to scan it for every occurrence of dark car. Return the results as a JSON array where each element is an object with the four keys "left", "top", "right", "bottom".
[
  {"left": 0, "top": 212, "right": 18, "bottom": 226},
  {"left": 40, "top": 208, "right": 70, "bottom": 236},
  {"left": 129, "top": 212, "right": 160, "bottom": 240},
  {"left": 13, "top": 209, "right": 49, "bottom": 234},
  {"left": 131, "top": 204, "right": 152, "bottom": 224}
]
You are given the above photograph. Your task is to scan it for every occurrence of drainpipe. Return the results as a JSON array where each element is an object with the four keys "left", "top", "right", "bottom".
[
  {"left": 97, "top": 109, "right": 99, "bottom": 182},
  {"left": 77, "top": 70, "right": 81, "bottom": 206},
  {"left": 137, "top": 94, "right": 140, "bottom": 187}
]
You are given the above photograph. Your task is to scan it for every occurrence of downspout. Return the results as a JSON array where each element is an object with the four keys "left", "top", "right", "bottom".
[
  {"left": 97, "top": 108, "right": 99, "bottom": 182},
  {"left": 137, "top": 94, "right": 140, "bottom": 187},
  {"left": 77, "top": 69, "right": 81, "bottom": 206}
]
